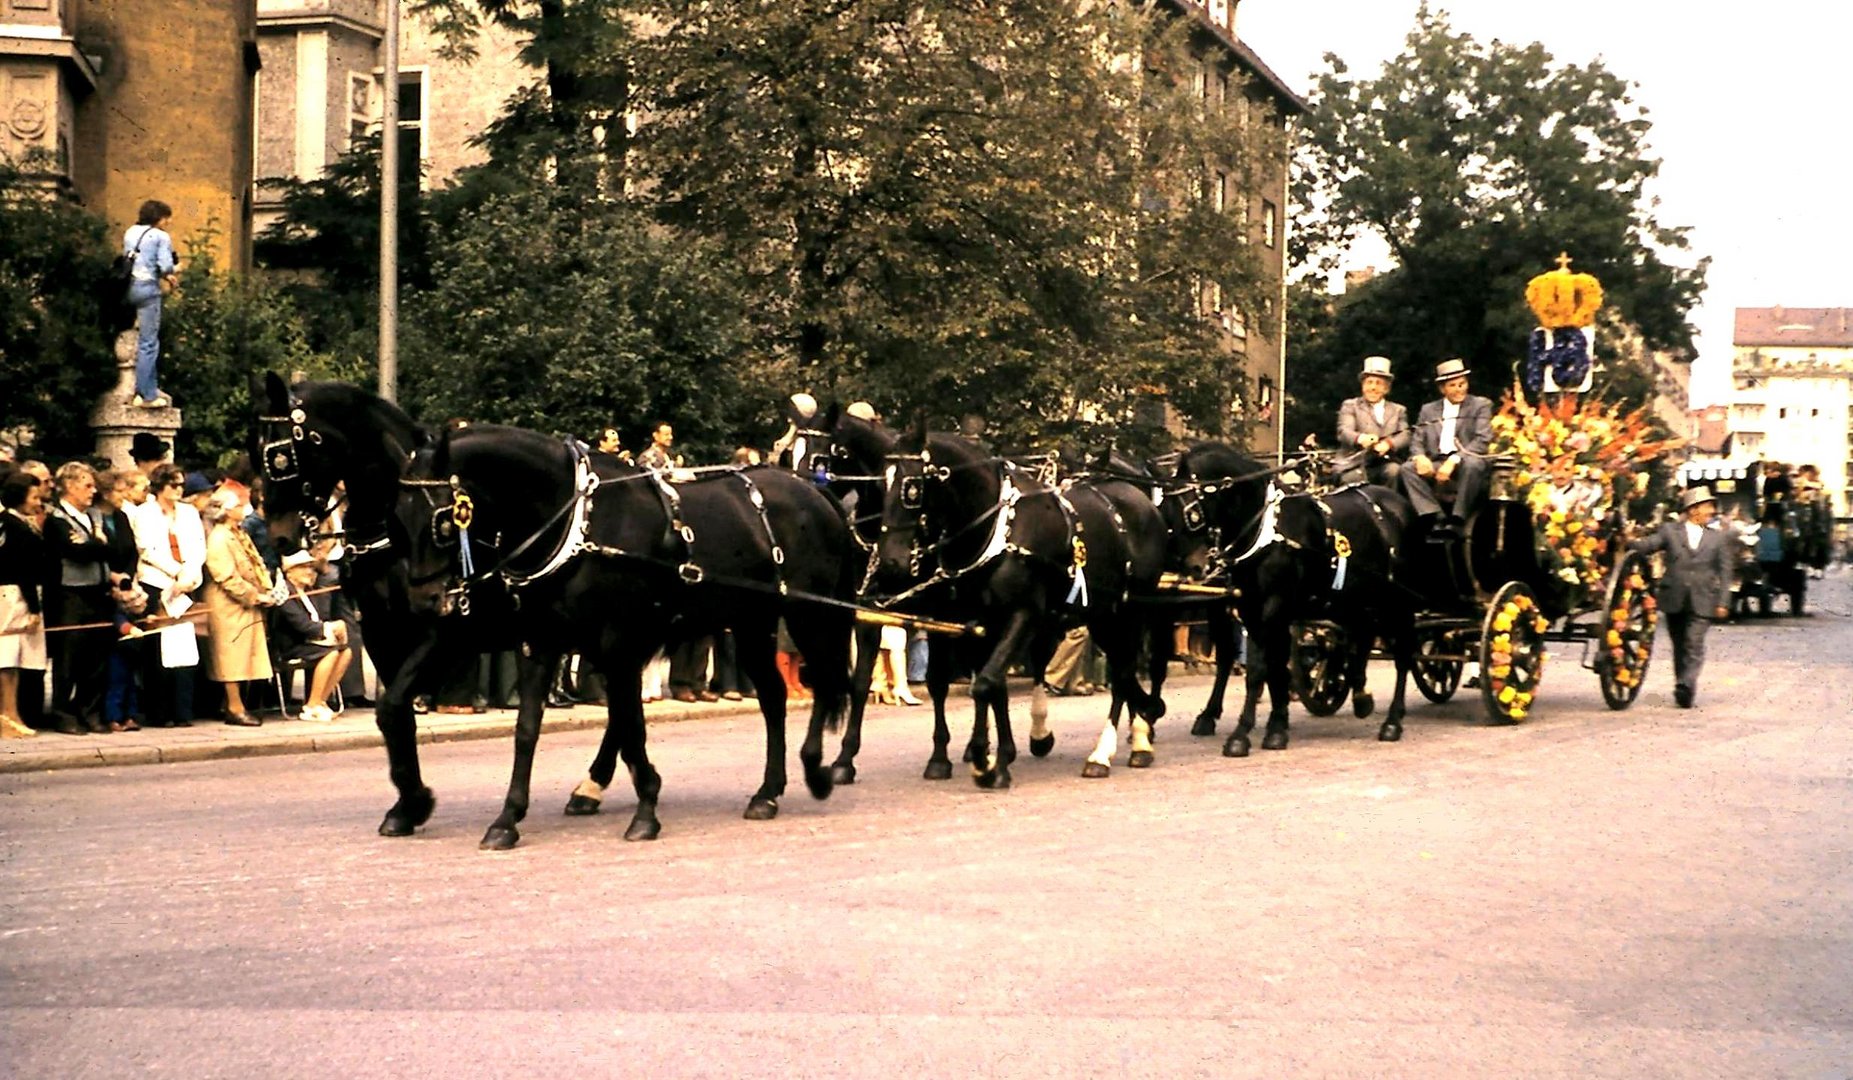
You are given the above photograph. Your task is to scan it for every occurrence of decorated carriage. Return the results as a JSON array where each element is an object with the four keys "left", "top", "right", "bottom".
[{"left": 1289, "top": 257, "right": 1674, "bottom": 725}]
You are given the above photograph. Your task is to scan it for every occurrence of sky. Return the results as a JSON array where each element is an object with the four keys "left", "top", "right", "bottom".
[{"left": 1236, "top": 0, "right": 1853, "bottom": 407}]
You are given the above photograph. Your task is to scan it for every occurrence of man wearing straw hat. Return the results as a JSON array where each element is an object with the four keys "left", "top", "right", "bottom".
[
  {"left": 1402, "top": 357, "right": 1493, "bottom": 536},
  {"left": 1335, "top": 355, "right": 1409, "bottom": 488},
  {"left": 1631, "top": 486, "right": 1733, "bottom": 708}
]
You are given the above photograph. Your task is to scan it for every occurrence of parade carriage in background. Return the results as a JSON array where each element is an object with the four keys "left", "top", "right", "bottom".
[
  {"left": 1678, "top": 458, "right": 1829, "bottom": 618},
  {"left": 1289, "top": 257, "right": 1675, "bottom": 725}
]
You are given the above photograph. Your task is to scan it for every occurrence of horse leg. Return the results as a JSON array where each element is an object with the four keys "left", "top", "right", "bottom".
[
  {"left": 970, "top": 608, "right": 1036, "bottom": 790},
  {"left": 1194, "top": 606, "right": 1238, "bottom": 737},
  {"left": 1261, "top": 629, "right": 1294, "bottom": 751},
  {"left": 735, "top": 632, "right": 788, "bottom": 820},
  {"left": 480, "top": 647, "right": 559, "bottom": 851},
  {"left": 1379, "top": 624, "right": 1414, "bottom": 743},
  {"left": 1223, "top": 625, "right": 1266, "bottom": 758},
  {"left": 830, "top": 623, "right": 882, "bottom": 786},
  {"left": 1095, "top": 621, "right": 1155, "bottom": 773},
  {"left": 789, "top": 614, "right": 851, "bottom": 801},
  {"left": 566, "top": 636, "right": 658, "bottom": 817},
  {"left": 1027, "top": 627, "right": 1060, "bottom": 758},
  {"left": 1349, "top": 630, "right": 1376, "bottom": 719},
  {"left": 922, "top": 635, "right": 955, "bottom": 780},
  {"left": 374, "top": 630, "right": 438, "bottom": 837}
]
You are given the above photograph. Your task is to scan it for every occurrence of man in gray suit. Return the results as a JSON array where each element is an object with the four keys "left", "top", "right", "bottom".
[
  {"left": 1335, "top": 355, "right": 1408, "bottom": 487},
  {"left": 1401, "top": 357, "right": 1493, "bottom": 534},
  {"left": 1631, "top": 486, "right": 1733, "bottom": 708}
]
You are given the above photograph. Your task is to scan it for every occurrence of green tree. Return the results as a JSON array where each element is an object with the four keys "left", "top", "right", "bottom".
[
  {"left": 1287, "top": 5, "right": 1706, "bottom": 440},
  {"left": 397, "top": 186, "right": 758, "bottom": 460},
  {"left": 0, "top": 162, "right": 116, "bottom": 457},
  {"left": 162, "top": 227, "right": 344, "bottom": 466}
]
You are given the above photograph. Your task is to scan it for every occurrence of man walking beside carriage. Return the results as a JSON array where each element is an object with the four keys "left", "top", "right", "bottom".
[
  {"left": 1632, "top": 486, "right": 1732, "bottom": 708},
  {"left": 1402, "top": 358, "right": 1494, "bottom": 537}
]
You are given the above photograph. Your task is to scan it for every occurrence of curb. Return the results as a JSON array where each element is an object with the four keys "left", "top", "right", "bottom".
[{"left": 0, "top": 699, "right": 768, "bottom": 776}]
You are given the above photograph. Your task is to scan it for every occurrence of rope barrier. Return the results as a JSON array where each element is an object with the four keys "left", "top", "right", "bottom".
[{"left": 0, "top": 583, "right": 344, "bottom": 637}]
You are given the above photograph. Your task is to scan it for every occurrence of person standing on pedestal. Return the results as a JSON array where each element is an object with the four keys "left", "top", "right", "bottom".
[{"left": 122, "top": 200, "right": 179, "bottom": 410}]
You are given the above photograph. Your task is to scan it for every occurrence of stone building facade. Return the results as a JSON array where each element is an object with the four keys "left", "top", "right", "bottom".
[
  {"left": 1730, "top": 306, "right": 1853, "bottom": 516},
  {"left": 1, "top": 0, "right": 259, "bottom": 273},
  {"left": 253, "top": 0, "right": 529, "bottom": 232}
]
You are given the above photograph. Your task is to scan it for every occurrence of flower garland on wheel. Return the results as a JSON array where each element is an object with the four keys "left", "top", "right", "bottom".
[
  {"left": 1604, "top": 568, "right": 1657, "bottom": 690},
  {"left": 1486, "top": 591, "right": 1549, "bottom": 721}
]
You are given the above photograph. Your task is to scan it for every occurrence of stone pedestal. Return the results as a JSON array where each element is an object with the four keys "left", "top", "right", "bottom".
[{"left": 90, "top": 329, "right": 182, "bottom": 468}]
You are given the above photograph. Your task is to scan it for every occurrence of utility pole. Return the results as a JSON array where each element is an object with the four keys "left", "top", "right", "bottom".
[{"left": 377, "top": 0, "right": 400, "bottom": 403}]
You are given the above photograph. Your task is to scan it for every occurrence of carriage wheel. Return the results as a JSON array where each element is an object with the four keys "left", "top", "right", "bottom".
[
  {"left": 1478, "top": 581, "right": 1547, "bottom": 724},
  {"left": 1289, "top": 623, "right": 1350, "bottom": 717},
  {"left": 1597, "top": 552, "right": 1656, "bottom": 710},
  {"left": 1412, "top": 631, "right": 1464, "bottom": 704}
]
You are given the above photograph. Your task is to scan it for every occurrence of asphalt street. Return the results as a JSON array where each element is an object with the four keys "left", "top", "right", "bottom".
[{"left": 4, "top": 574, "right": 1851, "bottom": 1078}]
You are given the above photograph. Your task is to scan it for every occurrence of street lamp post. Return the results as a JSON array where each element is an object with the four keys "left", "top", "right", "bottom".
[{"left": 378, "top": 0, "right": 400, "bottom": 403}]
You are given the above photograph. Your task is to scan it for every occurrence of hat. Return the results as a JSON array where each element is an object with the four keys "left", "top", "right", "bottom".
[
  {"left": 280, "top": 550, "right": 317, "bottom": 570},
  {"left": 846, "top": 401, "right": 878, "bottom": 421},
  {"left": 1680, "top": 486, "right": 1716, "bottom": 511},
  {"left": 1433, "top": 357, "right": 1472, "bottom": 383},
  {"left": 789, "top": 392, "right": 819, "bottom": 420},
  {"left": 131, "top": 432, "right": 170, "bottom": 463},
  {"left": 1359, "top": 356, "right": 1395, "bottom": 384},
  {"left": 181, "top": 472, "right": 215, "bottom": 497}
]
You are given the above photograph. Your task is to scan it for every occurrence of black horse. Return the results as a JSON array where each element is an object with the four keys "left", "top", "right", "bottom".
[
  {"left": 394, "top": 422, "right": 859, "bottom": 845},
  {"left": 866, "top": 421, "right": 1167, "bottom": 789},
  {"left": 1162, "top": 443, "right": 1419, "bottom": 754},
  {"left": 252, "top": 374, "right": 450, "bottom": 838}
]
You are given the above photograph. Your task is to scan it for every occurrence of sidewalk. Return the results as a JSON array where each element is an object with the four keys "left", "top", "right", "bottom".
[{"left": 0, "top": 696, "right": 766, "bottom": 775}]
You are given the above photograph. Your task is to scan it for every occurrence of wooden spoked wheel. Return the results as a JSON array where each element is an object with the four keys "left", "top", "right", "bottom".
[
  {"left": 1478, "top": 581, "right": 1547, "bottom": 724},
  {"left": 1597, "top": 552, "right": 1657, "bottom": 710},
  {"left": 1289, "top": 622, "right": 1350, "bottom": 717},
  {"left": 1412, "top": 630, "right": 1464, "bottom": 704}
]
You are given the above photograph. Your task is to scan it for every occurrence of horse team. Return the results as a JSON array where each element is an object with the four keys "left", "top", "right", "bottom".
[{"left": 254, "top": 374, "right": 1427, "bottom": 849}]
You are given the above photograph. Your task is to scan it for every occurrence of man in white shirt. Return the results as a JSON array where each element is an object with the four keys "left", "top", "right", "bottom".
[
  {"left": 1333, "top": 355, "right": 1409, "bottom": 488},
  {"left": 1402, "top": 358, "right": 1494, "bottom": 534}
]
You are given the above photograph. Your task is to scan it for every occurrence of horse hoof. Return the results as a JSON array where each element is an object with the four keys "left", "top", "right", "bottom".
[
  {"left": 1261, "top": 730, "right": 1289, "bottom": 751},
  {"left": 1378, "top": 722, "right": 1402, "bottom": 742},
  {"left": 1191, "top": 714, "right": 1218, "bottom": 737},
  {"left": 829, "top": 763, "right": 857, "bottom": 786},
  {"left": 1081, "top": 760, "right": 1110, "bottom": 779},
  {"left": 479, "top": 824, "right": 519, "bottom": 851},
  {"left": 974, "top": 768, "right": 1012, "bottom": 790},
  {"left": 743, "top": 797, "right": 779, "bottom": 821},
  {"left": 1353, "top": 693, "right": 1375, "bottom": 719},
  {"left": 923, "top": 759, "right": 953, "bottom": 781},
  {"left": 563, "top": 794, "right": 602, "bottom": 816},
  {"left": 1029, "top": 734, "right": 1055, "bottom": 758},
  {"left": 624, "top": 816, "right": 661, "bottom": 842},
  {"left": 378, "top": 787, "right": 436, "bottom": 837},
  {"left": 1128, "top": 749, "right": 1154, "bottom": 769},
  {"left": 1222, "top": 735, "right": 1250, "bottom": 758},
  {"left": 804, "top": 767, "right": 834, "bottom": 802}
]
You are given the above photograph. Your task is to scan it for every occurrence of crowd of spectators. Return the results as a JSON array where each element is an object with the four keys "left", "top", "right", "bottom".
[{"left": 0, "top": 433, "right": 364, "bottom": 738}]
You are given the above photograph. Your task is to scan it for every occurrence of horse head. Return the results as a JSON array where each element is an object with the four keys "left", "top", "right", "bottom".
[
  {"left": 811, "top": 403, "right": 896, "bottom": 547},
  {"left": 873, "top": 422, "right": 999, "bottom": 597},
  {"left": 251, "top": 372, "right": 427, "bottom": 554},
  {"left": 1161, "top": 442, "right": 1272, "bottom": 581}
]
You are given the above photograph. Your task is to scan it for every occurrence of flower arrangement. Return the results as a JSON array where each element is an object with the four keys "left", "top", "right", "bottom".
[
  {"left": 1485, "top": 590, "right": 1550, "bottom": 721},
  {"left": 1488, "top": 391, "right": 1681, "bottom": 606},
  {"left": 1603, "top": 568, "right": 1657, "bottom": 690}
]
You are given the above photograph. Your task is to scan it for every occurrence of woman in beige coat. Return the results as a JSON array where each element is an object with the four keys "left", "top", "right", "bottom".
[{"left": 203, "top": 505, "right": 276, "bottom": 725}]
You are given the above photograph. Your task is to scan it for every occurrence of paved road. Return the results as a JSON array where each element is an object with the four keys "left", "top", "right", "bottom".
[{"left": 5, "top": 575, "right": 1851, "bottom": 1077}]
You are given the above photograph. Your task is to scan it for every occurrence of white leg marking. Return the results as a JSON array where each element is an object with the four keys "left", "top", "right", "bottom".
[
  {"left": 1030, "top": 684, "right": 1050, "bottom": 739},
  {"left": 572, "top": 778, "right": 606, "bottom": 801},
  {"left": 1130, "top": 718, "right": 1153, "bottom": 756},
  {"left": 1086, "top": 721, "right": 1118, "bottom": 766}
]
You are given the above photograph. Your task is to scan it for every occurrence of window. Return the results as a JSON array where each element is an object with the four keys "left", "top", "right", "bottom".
[
  {"left": 1256, "top": 375, "right": 1275, "bottom": 423},
  {"left": 348, "top": 74, "right": 372, "bottom": 146},
  {"left": 1778, "top": 407, "right": 1788, "bottom": 419},
  {"left": 1212, "top": 170, "right": 1227, "bottom": 213},
  {"left": 1262, "top": 199, "right": 1278, "bottom": 248},
  {"left": 396, "top": 71, "right": 425, "bottom": 187},
  {"left": 1230, "top": 306, "right": 1246, "bottom": 339}
]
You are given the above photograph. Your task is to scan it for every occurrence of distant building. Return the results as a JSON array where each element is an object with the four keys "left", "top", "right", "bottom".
[
  {"left": 1731, "top": 306, "right": 1853, "bottom": 515},
  {"left": 1688, "top": 404, "right": 1732, "bottom": 458},
  {"left": 253, "top": 0, "right": 530, "bottom": 232},
  {"left": 2, "top": 0, "right": 258, "bottom": 272}
]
